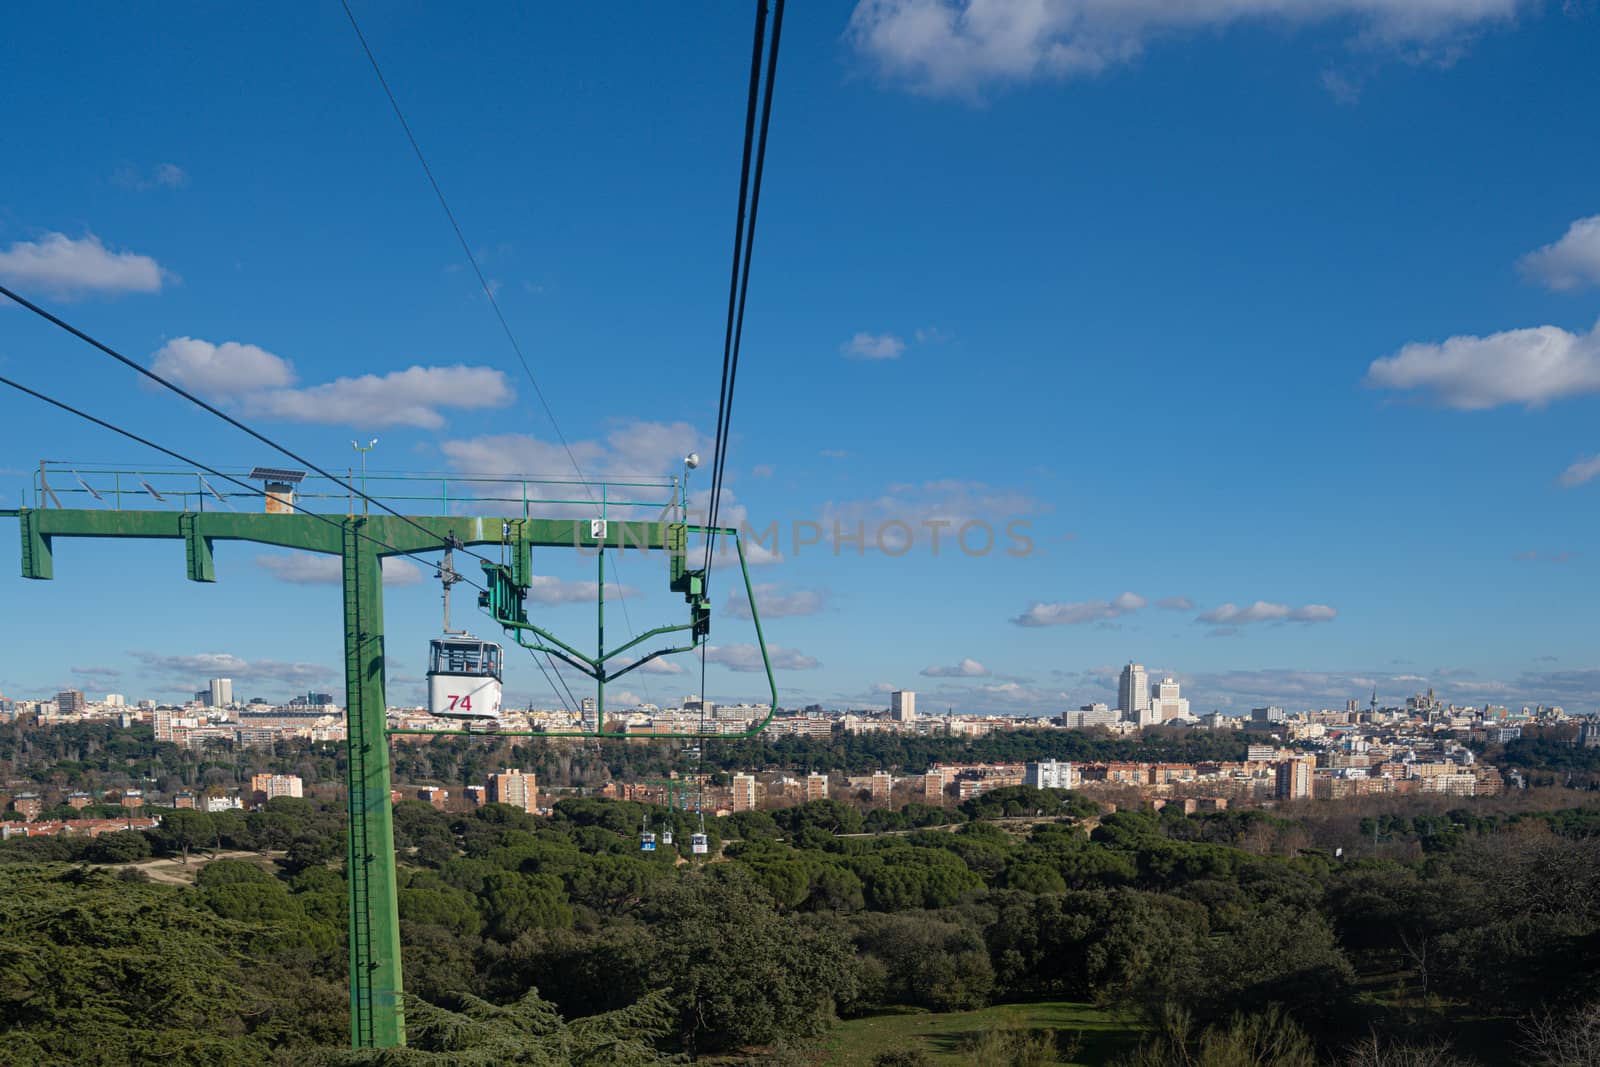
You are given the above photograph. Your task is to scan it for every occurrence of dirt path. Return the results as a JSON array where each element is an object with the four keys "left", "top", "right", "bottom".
[{"left": 116, "top": 850, "right": 283, "bottom": 885}]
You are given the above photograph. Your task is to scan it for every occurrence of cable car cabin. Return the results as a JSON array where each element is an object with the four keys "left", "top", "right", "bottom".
[
  {"left": 427, "top": 636, "right": 503, "bottom": 720},
  {"left": 661, "top": 829, "right": 674, "bottom": 847},
  {"left": 640, "top": 830, "right": 657, "bottom": 852},
  {"left": 691, "top": 833, "right": 709, "bottom": 855}
]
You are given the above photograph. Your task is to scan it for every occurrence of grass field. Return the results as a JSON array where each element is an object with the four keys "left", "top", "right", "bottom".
[{"left": 817, "top": 1001, "right": 1142, "bottom": 1066}]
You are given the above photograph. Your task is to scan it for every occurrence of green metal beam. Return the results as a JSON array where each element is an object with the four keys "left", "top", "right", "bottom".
[
  {"left": 341, "top": 519, "right": 404, "bottom": 1047},
  {"left": 13, "top": 508, "right": 681, "bottom": 561}
]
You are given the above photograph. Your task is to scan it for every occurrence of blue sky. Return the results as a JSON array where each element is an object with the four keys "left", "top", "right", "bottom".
[{"left": 3, "top": 1, "right": 1600, "bottom": 715}]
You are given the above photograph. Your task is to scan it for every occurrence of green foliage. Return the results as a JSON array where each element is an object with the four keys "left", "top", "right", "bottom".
[
  {"left": 0, "top": 864, "right": 345, "bottom": 1064},
  {"left": 872, "top": 1051, "right": 934, "bottom": 1067},
  {"left": 854, "top": 911, "right": 995, "bottom": 1011},
  {"left": 10, "top": 759, "right": 1600, "bottom": 1064},
  {"left": 773, "top": 798, "right": 865, "bottom": 836},
  {"left": 960, "top": 1025, "right": 1067, "bottom": 1067},
  {"left": 638, "top": 869, "right": 859, "bottom": 1053},
  {"left": 959, "top": 785, "right": 1100, "bottom": 822},
  {"left": 1115, "top": 1005, "right": 1317, "bottom": 1067},
  {"left": 194, "top": 857, "right": 275, "bottom": 887},
  {"left": 327, "top": 988, "right": 677, "bottom": 1066},
  {"left": 83, "top": 829, "right": 151, "bottom": 864}
]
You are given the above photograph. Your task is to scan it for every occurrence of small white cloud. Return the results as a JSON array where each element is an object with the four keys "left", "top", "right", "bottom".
[
  {"left": 751, "top": 463, "right": 775, "bottom": 478},
  {"left": 1512, "top": 550, "right": 1575, "bottom": 564},
  {"left": 819, "top": 449, "right": 851, "bottom": 459},
  {"left": 113, "top": 163, "right": 189, "bottom": 191},
  {"left": 1197, "top": 601, "right": 1337, "bottom": 625},
  {"left": 525, "top": 575, "right": 635, "bottom": 605},
  {"left": 1560, "top": 453, "right": 1600, "bottom": 488},
  {"left": 153, "top": 337, "right": 296, "bottom": 397},
  {"left": 705, "top": 644, "right": 820, "bottom": 672},
  {"left": 725, "top": 584, "right": 827, "bottom": 620},
  {"left": 131, "top": 650, "right": 336, "bottom": 688},
  {"left": 1011, "top": 592, "right": 1145, "bottom": 627},
  {"left": 686, "top": 487, "right": 784, "bottom": 567},
  {"left": 638, "top": 658, "right": 686, "bottom": 675},
  {"left": 1365, "top": 319, "right": 1600, "bottom": 410},
  {"left": 1520, "top": 215, "right": 1600, "bottom": 291},
  {"left": 248, "top": 364, "right": 515, "bottom": 429},
  {"left": 921, "top": 657, "right": 989, "bottom": 678},
  {"left": 443, "top": 420, "right": 702, "bottom": 482},
  {"left": 0, "top": 233, "right": 165, "bottom": 297},
  {"left": 841, "top": 332, "right": 906, "bottom": 360},
  {"left": 256, "top": 552, "right": 423, "bottom": 586},
  {"left": 1157, "top": 596, "right": 1194, "bottom": 611}
]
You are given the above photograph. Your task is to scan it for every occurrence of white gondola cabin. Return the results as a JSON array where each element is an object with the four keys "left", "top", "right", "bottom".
[
  {"left": 640, "top": 816, "right": 657, "bottom": 852},
  {"left": 691, "top": 832, "right": 709, "bottom": 855},
  {"left": 661, "top": 828, "right": 674, "bottom": 846},
  {"left": 427, "top": 635, "right": 503, "bottom": 720}
]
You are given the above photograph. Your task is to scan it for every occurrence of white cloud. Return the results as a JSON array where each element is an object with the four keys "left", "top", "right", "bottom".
[
  {"left": 130, "top": 650, "right": 336, "bottom": 689},
  {"left": 921, "top": 657, "right": 990, "bottom": 678},
  {"left": 688, "top": 487, "right": 784, "bottom": 567},
  {"left": 1511, "top": 550, "right": 1574, "bottom": 564},
  {"left": 1012, "top": 591, "right": 1145, "bottom": 627},
  {"left": 1157, "top": 596, "right": 1194, "bottom": 610},
  {"left": 255, "top": 552, "right": 423, "bottom": 587},
  {"left": 1197, "top": 601, "right": 1337, "bottom": 625},
  {"left": 841, "top": 332, "right": 906, "bottom": 360},
  {"left": 705, "top": 644, "right": 820, "bottom": 672},
  {"left": 153, "top": 337, "right": 296, "bottom": 397},
  {"left": 1365, "top": 319, "right": 1600, "bottom": 410},
  {"left": 638, "top": 658, "right": 687, "bottom": 675},
  {"left": 847, "top": 0, "right": 1523, "bottom": 97},
  {"left": 725, "top": 583, "right": 828, "bottom": 620},
  {"left": 0, "top": 233, "right": 165, "bottom": 297},
  {"left": 820, "top": 478, "right": 1048, "bottom": 554},
  {"left": 249, "top": 365, "right": 514, "bottom": 429},
  {"left": 1560, "top": 453, "right": 1600, "bottom": 488},
  {"left": 1187, "top": 665, "right": 1600, "bottom": 711},
  {"left": 1520, "top": 215, "right": 1600, "bottom": 291},
  {"left": 113, "top": 162, "right": 189, "bottom": 191},
  {"left": 443, "top": 420, "right": 702, "bottom": 482},
  {"left": 915, "top": 677, "right": 1071, "bottom": 713},
  {"left": 751, "top": 464, "right": 775, "bottom": 478},
  {"left": 153, "top": 336, "right": 513, "bottom": 429},
  {"left": 525, "top": 575, "right": 635, "bottom": 605}
]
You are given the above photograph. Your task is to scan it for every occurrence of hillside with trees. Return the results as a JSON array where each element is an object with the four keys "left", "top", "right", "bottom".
[{"left": 1, "top": 788, "right": 1598, "bottom": 1064}]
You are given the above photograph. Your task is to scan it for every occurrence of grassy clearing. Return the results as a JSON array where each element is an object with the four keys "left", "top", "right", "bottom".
[{"left": 817, "top": 1001, "right": 1141, "bottom": 1066}]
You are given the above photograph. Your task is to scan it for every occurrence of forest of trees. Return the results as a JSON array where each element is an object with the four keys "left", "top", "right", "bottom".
[{"left": 1, "top": 785, "right": 1599, "bottom": 1064}]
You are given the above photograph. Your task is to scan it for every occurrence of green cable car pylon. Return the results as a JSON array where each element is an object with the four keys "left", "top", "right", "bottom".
[{"left": 2, "top": 462, "right": 778, "bottom": 1049}]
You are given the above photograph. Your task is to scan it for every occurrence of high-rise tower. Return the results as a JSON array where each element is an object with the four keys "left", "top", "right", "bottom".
[{"left": 1118, "top": 662, "right": 1149, "bottom": 720}]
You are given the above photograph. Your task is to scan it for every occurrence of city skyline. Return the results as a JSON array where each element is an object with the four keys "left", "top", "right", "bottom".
[{"left": 4, "top": 4, "right": 1600, "bottom": 716}]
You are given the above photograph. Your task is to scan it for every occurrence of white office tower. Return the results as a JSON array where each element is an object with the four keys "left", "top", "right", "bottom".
[
  {"left": 891, "top": 690, "right": 917, "bottom": 722},
  {"left": 1118, "top": 663, "right": 1149, "bottom": 721},
  {"left": 581, "top": 696, "right": 598, "bottom": 732},
  {"left": 209, "top": 678, "right": 234, "bottom": 709},
  {"left": 1149, "top": 676, "right": 1191, "bottom": 722}
]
